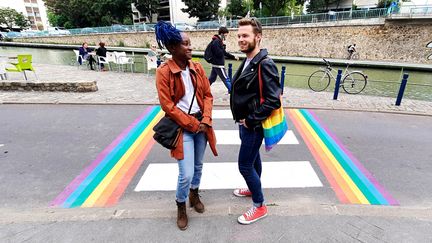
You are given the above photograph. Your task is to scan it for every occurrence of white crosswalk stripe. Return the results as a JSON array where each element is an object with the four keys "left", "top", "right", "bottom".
[
  {"left": 135, "top": 161, "right": 322, "bottom": 191},
  {"left": 135, "top": 109, "right": 322, "bottom": 192},
  {"left": 215, "top": 130, "right": 299, "bottom": 145}
]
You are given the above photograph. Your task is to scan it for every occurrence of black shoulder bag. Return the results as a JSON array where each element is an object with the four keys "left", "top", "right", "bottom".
[{"left": 153, "top": 79, "right": 197, "bottom": 149}]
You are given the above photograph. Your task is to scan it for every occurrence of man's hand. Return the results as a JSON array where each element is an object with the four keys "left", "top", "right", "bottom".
[
  {"left": 235, "top": 56, "right": 240, "bottom": 61},
  {"left": 198, "top": 123, "right": 209, "bottom": 133},
  {"left": 239, "top": 119, "right": 248, "bottom": 128}
]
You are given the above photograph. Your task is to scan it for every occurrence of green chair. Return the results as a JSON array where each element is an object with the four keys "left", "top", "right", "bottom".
[{"left": 6, "top": 54, "right": 38, "bottom": 80}]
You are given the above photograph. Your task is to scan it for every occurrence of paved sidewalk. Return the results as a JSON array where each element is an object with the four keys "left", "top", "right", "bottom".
[{"left": 1, "top": 63, "right": 432, "bottom": 116}]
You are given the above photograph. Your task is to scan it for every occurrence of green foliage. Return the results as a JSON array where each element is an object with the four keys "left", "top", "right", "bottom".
[
  {"left": 0, "top": 7, "right": 30, "bottom": 29},
  {"left": 227, "top": 0, "right": 248, "bottom": 18},
  {"left": 45, "top": 0, "right": 133, "bottom": 28},
  {"left": 182, "top": 0, "right": 220, "bottom": 21},
  {"left": 118, "top": 40, "right": 125, "bottom": 47},
  {"left": 262, "top": 0, "right": 292, "bottom": 16}
]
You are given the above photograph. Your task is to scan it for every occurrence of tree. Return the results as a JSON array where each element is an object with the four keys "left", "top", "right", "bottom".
[
  {"left": 45, "top": 0, "right": 134, "bottom": 28},
  {"left": 134, "top": 0, "right": 158, "bottom": 22},
  {"left": 262, "top": 0, "right": 291, "bottom": 16},
  {"left": 0, "top": 7, "right": 30, "bottom": 30},
  {"left": 182, "top": 0, "right": 220, "bottom": 21},
  {"left": 227, "top": 0, "right": 248, "bottom": 18}
]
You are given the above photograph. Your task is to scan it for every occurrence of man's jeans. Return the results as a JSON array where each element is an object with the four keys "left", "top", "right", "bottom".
[
  {"left": 176, "top": 130, "right": 207, "bottom": 203},
  {"left": 238, "top": 125, "right": 264, "bottom": 205}
]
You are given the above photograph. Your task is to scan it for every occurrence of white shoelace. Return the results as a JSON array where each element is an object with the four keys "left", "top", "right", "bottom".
[{"left": 244, "top": 207, "right": 257, "bottom": 219}]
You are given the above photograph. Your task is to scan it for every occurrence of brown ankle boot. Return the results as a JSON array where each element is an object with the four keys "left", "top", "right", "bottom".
[
  {"left": 189, "top": 188, "right": 205, "bottom": 213},
  {"left": 176, "top": 200, "right": 188, "bottom": 230}
]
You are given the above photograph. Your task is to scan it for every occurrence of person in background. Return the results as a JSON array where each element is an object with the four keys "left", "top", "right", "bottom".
[
  {"left": 96, "top": 42, "right": 107, "bottom": 70},
  {"left": 78, "top": 42, "right": 95, "bottom": 70},
  {"left": 207, "top": 27, "right": 239, "bottom": 92},
  {"left": 154, "top": 21, "right": 218, "bottom": 231}
]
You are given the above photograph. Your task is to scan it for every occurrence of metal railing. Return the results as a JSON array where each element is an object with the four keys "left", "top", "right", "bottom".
[
  {"left": 6, "top": 8, "right": 391, "bottom": 39},
  {"left": 389, "top": 5, "right": 432, "bottom": 18}
]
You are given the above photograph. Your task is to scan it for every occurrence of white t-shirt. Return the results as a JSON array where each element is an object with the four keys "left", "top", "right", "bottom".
[
  {"left": 177, "top": 66, "right": 200, "bottom": 114},
  {"left": 242, "top": 58, "right": 253, "bottom": 73}
]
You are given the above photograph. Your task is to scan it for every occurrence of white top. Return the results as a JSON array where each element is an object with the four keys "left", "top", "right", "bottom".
[
  {"left": 242, "top": 58, "right": 253, "bottom": 73},
  {"left": 177, "top": 66, "right": 200, "bottom": 114}
]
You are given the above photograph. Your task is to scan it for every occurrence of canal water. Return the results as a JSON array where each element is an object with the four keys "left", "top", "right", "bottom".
[{"left": 1, "top": 46, "right": 431, "bottom": 101}]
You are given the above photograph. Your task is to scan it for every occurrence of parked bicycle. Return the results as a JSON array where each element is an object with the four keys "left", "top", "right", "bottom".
[{"left": 308, "top": 59, "right": 368, "bottom": 94}]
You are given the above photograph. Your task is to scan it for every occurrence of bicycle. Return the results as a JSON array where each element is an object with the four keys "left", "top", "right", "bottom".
[
  {"left": 347, "top": 51, "right": 359, "bottom": 60},
  {"left": 308, "top": 59, "right": 368, "bottom": 94}
]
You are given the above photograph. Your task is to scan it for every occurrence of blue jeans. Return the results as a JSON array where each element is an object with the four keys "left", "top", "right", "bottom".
[
  {"left": 176, "top": 130, "right": 207, "bottom": 203},
  {"left": 238, "top": 125, "right": 264, "bottom": 206}
]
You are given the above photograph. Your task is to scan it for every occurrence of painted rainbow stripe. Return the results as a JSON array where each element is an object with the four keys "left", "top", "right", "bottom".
[
  {"left": 287, "top": 109, "right": 398, "bottom": 205},
  {"left": 51, "top": 106, "right": 164, "bottom": 208}
]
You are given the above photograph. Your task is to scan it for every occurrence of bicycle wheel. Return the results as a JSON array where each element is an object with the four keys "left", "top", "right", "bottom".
[
  {"left": 342, "top": 71, "right": 367, "bottom": 94},
  {"left": 308, "top": 70, "right": 331, "bottom": 92},
  {"left": 351, "top": 52, "right": 360, "bottom": 60}
]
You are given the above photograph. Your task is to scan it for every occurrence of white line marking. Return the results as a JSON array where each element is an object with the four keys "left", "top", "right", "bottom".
[
  {"left": 212, "top": 110, "right": 233, "bottom": 119},
  {"left": 135, "top": 161, "right": 322, "bottom": 191},
  {"left": 215, "top": 130, "right": 298, "bottom": 145}
]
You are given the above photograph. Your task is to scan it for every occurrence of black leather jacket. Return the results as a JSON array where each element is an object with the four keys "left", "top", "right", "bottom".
[{"left": 230, "top": 49, "right": 281, "bottom": 129}]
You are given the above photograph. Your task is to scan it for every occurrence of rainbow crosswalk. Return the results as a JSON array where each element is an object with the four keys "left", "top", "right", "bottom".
[
  {"left": 51, "top": 106, "right": 397, "bottom": 208},
  {"left": 287, "top": 109, "right": 398, "bottom": 205},
  {"left": 51, "top": 106, "right": 163, "bottom": 208}
]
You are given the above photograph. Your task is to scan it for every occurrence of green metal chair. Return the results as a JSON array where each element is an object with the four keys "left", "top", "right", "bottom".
[{"left": 6, "top": 54, "right": 38, "bottom": 80}]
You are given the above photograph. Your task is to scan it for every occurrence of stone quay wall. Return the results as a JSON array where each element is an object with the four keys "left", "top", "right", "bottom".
[
  {"left": 0, "top": 81, "right": 98, "bottom": 92},
  {"left": 14, "top": 19, "right": 432, "bottom": 64}
]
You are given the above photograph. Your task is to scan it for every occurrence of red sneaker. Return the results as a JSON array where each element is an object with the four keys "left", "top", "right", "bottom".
[
  {"left": 233, "top": 188, "right": 252, "bottom": 197},
  {"left": 238, "top": 205, "right": 267, "bottom": 224}
]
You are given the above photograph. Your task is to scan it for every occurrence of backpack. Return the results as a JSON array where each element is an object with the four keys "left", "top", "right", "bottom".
[{"left": 204, "top": 41, "right": 213, "bottom": 64}]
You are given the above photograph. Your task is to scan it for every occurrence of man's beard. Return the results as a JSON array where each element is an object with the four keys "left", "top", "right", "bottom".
[{"left": 240, "top": 39, "right": 257, "bottom": 54}]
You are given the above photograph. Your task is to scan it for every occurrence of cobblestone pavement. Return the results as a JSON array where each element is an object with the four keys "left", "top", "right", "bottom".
[{"left": 1, "top": 63, "right": 431, "bottom": 116}]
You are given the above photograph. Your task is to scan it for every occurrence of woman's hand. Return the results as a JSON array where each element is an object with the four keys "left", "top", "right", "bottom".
[{"left": 198, "top": 123, "right": 209, "bottom": 133}]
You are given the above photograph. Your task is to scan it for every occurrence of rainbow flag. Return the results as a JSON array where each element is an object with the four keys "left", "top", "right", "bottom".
[{"left": 262, "top": 106, "right": 288, "bottom": 151}]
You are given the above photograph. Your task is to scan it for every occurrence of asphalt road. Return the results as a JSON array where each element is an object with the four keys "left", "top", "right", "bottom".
[{"left": 1, "top": 104, "right": 431, "bottom": 242}]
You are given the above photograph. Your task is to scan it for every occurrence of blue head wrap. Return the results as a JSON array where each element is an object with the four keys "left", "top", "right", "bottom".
[{"left": 155, "top": 21, "right": 182, "bottom": 50}]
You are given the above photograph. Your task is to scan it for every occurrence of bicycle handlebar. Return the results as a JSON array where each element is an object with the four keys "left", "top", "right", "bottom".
[{"left": 322, "top": 58, "right": 331, "bottom": 67}]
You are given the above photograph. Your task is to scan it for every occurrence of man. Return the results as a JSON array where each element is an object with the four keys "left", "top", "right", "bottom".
[
  {"left": 207, "top": 27, "right": 239, "bottom": 92},
  {"left": 230, "top": 18, "right": 281, "bottom": 225},
  {"left": 347, "top": 43, "right": 356, "bottom": 59}
]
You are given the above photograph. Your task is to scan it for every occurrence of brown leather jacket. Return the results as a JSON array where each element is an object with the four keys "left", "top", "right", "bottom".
[{"left": 155, "top": 59, "right": 218, "bottom": 160}]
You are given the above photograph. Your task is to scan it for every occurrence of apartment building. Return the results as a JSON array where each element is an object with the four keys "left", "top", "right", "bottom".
[{"left": 0, "top": 0, "right": 49, "bottom": 30}]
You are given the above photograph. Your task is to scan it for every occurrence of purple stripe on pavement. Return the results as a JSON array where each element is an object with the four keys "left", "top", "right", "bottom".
[
  {"left": 308, "top": 110, "right": 399, "bottom": 205},
  {"left": 50, "top": 106, "right": 153, "bottom": 206}
]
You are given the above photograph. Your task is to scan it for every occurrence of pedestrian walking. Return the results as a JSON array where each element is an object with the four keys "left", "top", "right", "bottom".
[
  {"left": 154, "top": 21, "right": 218, "bottom": 231},
  {"left": 230, "top": 18, "right": 282, "bottom": 225},
  {"left": 205, "top": 27, "right": 239, "bottom": 92}
]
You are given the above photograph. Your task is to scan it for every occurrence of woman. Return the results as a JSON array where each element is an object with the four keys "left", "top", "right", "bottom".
[
  {"left": 96, "top": 42, "right": 107, "bottom": 70},
  {"left": 78, "top": 42, "right": 95, "bottom": 70},
  {"left": 154, "top": 21, "right": 217, "bottom": 231}
]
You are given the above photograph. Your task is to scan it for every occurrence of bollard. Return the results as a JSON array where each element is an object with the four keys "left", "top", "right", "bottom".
[
  {"left": 228, "top": 63, "right": 233, "bottom": 81},
  {"left": 333, "top": 69, "right": 343, "bottom": 100},
  {"left": 395, "top": 73, "right": 409, "bottom": 106},
  {"left": 280, "top": 66, "right": 286, "bottom": 95}
]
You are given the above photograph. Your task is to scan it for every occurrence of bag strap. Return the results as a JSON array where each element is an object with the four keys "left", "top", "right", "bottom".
[
  {"left": 187, "top": 70, "right": 197, "bottom": 115},
  {"left": 258, "top": 63, "right": 265, "bottom": 105}
]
